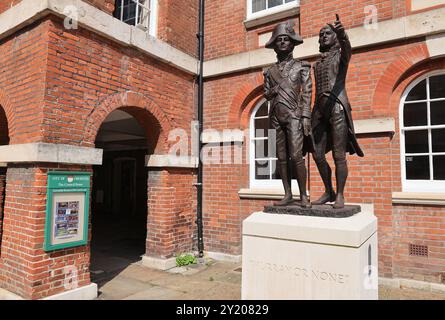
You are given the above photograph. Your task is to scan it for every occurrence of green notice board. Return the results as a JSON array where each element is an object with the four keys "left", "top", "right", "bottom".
[{"left": 44, "top": 172, "right": 91, "bottom": 251}]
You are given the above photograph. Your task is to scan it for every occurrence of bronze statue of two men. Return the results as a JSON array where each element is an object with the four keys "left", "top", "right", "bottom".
[{"left": 263, "top": 15, "right": 364, "bottom": 209}]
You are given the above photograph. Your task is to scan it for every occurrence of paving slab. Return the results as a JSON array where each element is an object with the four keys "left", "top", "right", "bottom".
[{"left": 94, "top": 260, "right": 445, "bottom": 300}]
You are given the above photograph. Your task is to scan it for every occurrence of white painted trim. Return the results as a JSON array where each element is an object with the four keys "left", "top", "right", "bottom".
[
  {"left": 206, "top": 251, "right": 242, "bottom": 263},
  {"left": 204, "top": 7, "right": 445, "bottom": 78},
  {"left": 392, "top": 192, "right": 445, "bottom": 205},
  {"left": 149, "top": 0, "right": 158, "bottom": 38},
  {"left": 0, "top": 143, "right": 103, "bottom": 165},
  {"left": 141, "top": 255, "right": 177, "bottom": 270},
  {"left": 399, "top": 70, "right": 445, "bottom": 193},
  {"left": 41, "top": 283, "right": 97, "bottom": 300},
  {"left": 145, "top": 154, "right": 198, "bottom": 168},
  {"left": 0, "top": 0, "right": 198, "bottom": 75},
  {"left": 354, "top": 118, "right": 395, "bottom": 135},
  {"left": 244, "top": 4, "right": 300, "bottom": 29}
]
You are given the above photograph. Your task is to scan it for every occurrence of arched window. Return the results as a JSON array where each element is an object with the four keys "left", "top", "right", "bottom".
[
  {"left": 249, "top": 100, "right": 298, "bottom": 189},
  {"left": 400, "top": 71, "right": 445, "bottom": 192}
]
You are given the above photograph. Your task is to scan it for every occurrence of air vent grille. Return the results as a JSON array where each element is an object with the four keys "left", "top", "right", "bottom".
[{"left": 409, "top": 244, "right": 428, "bottom": 257}]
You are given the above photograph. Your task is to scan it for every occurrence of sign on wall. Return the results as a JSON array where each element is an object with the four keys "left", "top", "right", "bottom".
[{"left": 44, "top": 172, "right": 91, "bottom": 251}]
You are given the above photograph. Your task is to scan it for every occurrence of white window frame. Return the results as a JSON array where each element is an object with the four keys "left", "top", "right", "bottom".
[
  {"left": 249, "top": 99, "right": 299, "bottom": 190},
  {"left": 399, "top": 70, "right": 445, "bottom": 192},
  {"left": 246, "top": 0, "right": 299, "bottom": 21},
  {"left": 115, "top": 0, "right": 158, "bottom": 37}
]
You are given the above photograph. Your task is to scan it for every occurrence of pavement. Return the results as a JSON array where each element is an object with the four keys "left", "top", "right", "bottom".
[{"left": 94, "top": 258, "right": 445, "bottom": 300}]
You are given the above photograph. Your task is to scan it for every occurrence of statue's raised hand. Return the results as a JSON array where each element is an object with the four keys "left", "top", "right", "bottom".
[{"left": 327, "top": 14, "right": 345, "bottom": 37}]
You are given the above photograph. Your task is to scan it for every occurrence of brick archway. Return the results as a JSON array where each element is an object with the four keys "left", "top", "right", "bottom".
[
  {"left": 227, "top": 73, "right": 264, "bottom": 129},
  {"left": 371, "top": 44, "right": 430, "bottom": 117},
  {"left": 82, "top": 91, "right": 173, "bottom": 153},
  {"left": 0, "top": 87, "right": 15, "bottom": 143}
]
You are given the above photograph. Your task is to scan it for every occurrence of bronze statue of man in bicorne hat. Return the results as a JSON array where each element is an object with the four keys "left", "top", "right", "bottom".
[
  {"left": 311, "top": 14, "right": 364, "bottom": 209},
  {"left": 263, "top": 21, "right": 313, "bottom": 208}
]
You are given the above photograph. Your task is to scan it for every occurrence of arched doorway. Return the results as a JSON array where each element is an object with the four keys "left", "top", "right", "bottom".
[
  {"left": 90, "top": 107, "right": 156, "bottom": 286},
  {"left": 0, "top": 105, "right": 9, "bottom": 253}
]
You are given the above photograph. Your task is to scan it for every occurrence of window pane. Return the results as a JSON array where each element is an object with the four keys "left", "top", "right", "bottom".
[
  {"left": 255, "top": 160, "right": 270, "bottom": 179},
  {"left": 403, "top": 102, "right": 427, "bottom": 127},
  {"left": 405, "top": 156, "right": 430, "bottom": 180},
  {"left": 269, "top": 0, "right": 284, "bottom": 8},
  {"left": 433, "top": 156, "right": 445, "bottom": 180},
  {"left": 271, "top": 160, "right": 280, "bottom": 179},
  {"left": 431, "top": 100, "right": 445, "bottom": 125},
  {"left": 432, "top": 129, "right": 445, "bottom": 152},
  {"left": 285, "top": 0, "right": 296, "bottom": 3},
  {"left": 429, "top": 75, "right": 445, "bottom": 99},
  {"left": 252, "top": 0, "right": 266, "bottom": 12},
  {"left": 255, "top": 139, "right": 269, "bottom": 158},
  {"left": 406, "top": 79, "right": 426, "bottom": 101},
  {"left": 254, "top": 118, "right": 269, "bottom": 137},
  {"left": 405, "top": 130, "right": 429, "bottom": 153},
  {"left": 255, "top": 101, "right": 269, "bottom": 117}
]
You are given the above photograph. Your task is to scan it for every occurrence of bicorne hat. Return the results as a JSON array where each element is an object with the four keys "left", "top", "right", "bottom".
[{"left": 265, "top": 21, "right": 304, "bottom": 49}]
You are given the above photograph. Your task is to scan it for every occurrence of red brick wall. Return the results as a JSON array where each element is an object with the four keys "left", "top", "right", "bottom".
[
  {"left": 392, "top": 205, "right": 445, "bottom": 283},
  {"left": 84, "top": 0, "right": 115, "bottom": 14},
  {"left": 299, "top": 0, "right": 407, "bottom": 38},
  {"left": 0, "top": 15, "right": 198, "bottom": 298},
  {"left": 0, "top": 21, "right": 47, "bottom": 144},
  {"left": 0, "top": 164, "right": 92, "bottom": 299},
  {"left": 157, "top": 0, "right": 198, "bottom": 57},
  {"left": 204, "top": 0, "right": 300, "bottom": 60},
  {"left": 147, "top": 169, "right": 197, "bottom": 258},
  {"left": 44, "top": 17, "right": 195, "bottom": 147}
]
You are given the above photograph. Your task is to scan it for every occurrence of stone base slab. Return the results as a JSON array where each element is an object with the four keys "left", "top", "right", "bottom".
[
  {"left": 206, "top": 251, "right": 242, "bottom": 263},
  {"left": 242, "top": 206, "right": 378, "bottom": 300},
  {"left": 41, "top": 283, "right": 98, "bottom": 300},
  {"left": 0, "top": 288, "right": 24, "bottom": 300},
  {"left": 141, "top": 255, "right": 177, "bottom": 271}
]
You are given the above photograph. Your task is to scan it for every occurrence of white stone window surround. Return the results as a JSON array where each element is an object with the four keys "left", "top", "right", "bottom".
[
  {"left": 245, "top": 0, "right": 300, "bottom": 28},
  {"left": 114, "top": 0, "right": 158, "bottom": 37},
  {"left": 399, "top": 70, "right": 445, "bottom": 193},
  {"left": 249, "top": 99, "right": 299, "bottom": 190}
]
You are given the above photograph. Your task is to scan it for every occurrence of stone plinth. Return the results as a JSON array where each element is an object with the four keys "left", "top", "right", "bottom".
[{"left": 241, "top": 204, "right": 378, "bottom": 300}]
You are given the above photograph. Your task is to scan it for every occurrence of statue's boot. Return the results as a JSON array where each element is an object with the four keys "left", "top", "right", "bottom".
[
  {"left": 300, "top": 194, "right": 311, "bottom": 208},
  {"left": 312, "top": 191, "right": 336, "bottom": 205},
  {"left": 312, "top": 159, "right": 335, "bottom": 205},
  {"left": 295, "top": 159, "right": 311, "bottom": 208},
  {"left": 333, "top": 193, "right": 345, "bottom": 209},
  {"left": 274, "top": 161, "right": 294, "bottom": 206},
  {"left": 333, "top": 159, "right": 348, "bottom": 209}
]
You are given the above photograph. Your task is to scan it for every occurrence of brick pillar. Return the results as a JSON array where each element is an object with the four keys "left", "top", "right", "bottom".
[
  {"left": 0, "top": 167, "right": 6, "bottom": 256},
  {"left": 146, "top": 169, "right": 196, "bottom": 259},
  {"left": 0, "top": 165, "right": 92, "bottom": 299}
]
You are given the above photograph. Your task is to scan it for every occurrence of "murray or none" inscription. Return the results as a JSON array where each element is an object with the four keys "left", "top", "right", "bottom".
[{"left": 249, "top": 259, "right": 349, "bottom": 285}]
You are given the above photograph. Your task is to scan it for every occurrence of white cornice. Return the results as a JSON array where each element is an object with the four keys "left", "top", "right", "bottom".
[
  {"left": 0, "top": 0, "right": 198, "bottom": 75},
  {"left": 204, "top": 7, "right": 445, "bottom": 78},
  {"left": 0, "top": 143, "right": 103, "bottom": 165}
]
